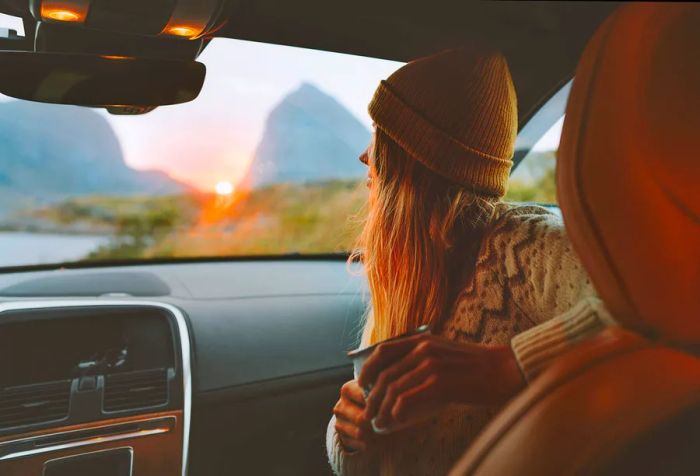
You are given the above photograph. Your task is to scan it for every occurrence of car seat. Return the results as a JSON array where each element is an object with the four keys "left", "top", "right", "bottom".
[{"left": 450, "top": 3, "right": 700, "bottom": 475}]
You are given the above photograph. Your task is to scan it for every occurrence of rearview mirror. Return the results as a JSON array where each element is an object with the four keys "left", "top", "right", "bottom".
[{"left": 0, "top": 51, "right": 206, "bottom": 107}]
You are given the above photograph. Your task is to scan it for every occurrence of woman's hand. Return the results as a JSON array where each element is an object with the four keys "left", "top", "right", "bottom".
[
  {"left": 332, "top": 380, "right": 375, "bottom": 453},
  {"left": 358, "top": 334, "right": 525, "bottom": 431}
]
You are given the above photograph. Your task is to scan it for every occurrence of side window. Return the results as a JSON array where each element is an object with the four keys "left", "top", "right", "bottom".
[
  {"left": 506, "top": 81, "right": 571, "bottom": 206},
  {"left": 506, "top": 117, "right": 563, "bottom": 205}
]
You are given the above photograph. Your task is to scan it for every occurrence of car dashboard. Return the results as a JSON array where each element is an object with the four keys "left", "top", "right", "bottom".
[{"left": 0, "top": 260, "right": 365, "bottom": 475}]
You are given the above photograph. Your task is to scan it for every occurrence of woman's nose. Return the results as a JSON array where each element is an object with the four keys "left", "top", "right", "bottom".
[{"left": 359, "top": 150, "right": 369, "bottom": 165}]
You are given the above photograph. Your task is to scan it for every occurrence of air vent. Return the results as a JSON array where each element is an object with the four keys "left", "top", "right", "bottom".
[
  {"left": 0, "top": 380, "right": 71, "bottom": 430},
  {"left": 103, "top": 369, "right": 168, "bottom": 412}
]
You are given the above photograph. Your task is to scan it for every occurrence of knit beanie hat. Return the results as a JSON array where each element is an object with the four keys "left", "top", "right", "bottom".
[{"left": 368, "top": 47, "right": 517, "bottom": 197}]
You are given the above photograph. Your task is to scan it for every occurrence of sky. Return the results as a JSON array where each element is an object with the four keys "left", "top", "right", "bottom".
[
  {"left": 532, "top": 116, "right": 564, "bottom": 152},
  {"left": 100, "top": 39, "right": 401, "bottom": 191}
]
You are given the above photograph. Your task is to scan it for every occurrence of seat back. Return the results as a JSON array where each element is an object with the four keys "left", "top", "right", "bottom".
[
  {"left": 450, "top": 327, "right": 700, "bottom": 475},
  {"left": 450, "top": 4, "right": 700, "bottom": 474},
  {"left": 557, "top": 2, "right": 700, "bottom": 342}
]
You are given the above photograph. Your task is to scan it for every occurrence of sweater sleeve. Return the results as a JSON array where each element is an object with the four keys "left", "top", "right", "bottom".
[
  {"left": 511, "top": 297, "right": 617, "bottom": 380},
  {"left": 326, "top": 416, "right": 380, "bottom": 476},
  {"left": 326, "top": 316, "right": 380, "bottom": 476},
  {"left": 499, "top": 208, "right": 616, "bottom": 381}
]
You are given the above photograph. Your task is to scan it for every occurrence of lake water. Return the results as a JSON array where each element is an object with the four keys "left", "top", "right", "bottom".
[{"left": 0, "top": 232, "right": 111, "bottom": 267}]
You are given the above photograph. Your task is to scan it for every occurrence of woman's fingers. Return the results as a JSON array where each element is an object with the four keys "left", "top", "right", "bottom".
[
  {"left": 341, "top": 380, "right": 367, "bottom": 408},
  {"left": 333, "top": 380, "right": 374, "bottom": 453},
  {"left": 334, "top": 413, "right": 367, "bottom": 439},
  {"left": 364, "top": 345, "right": 427, "bottom": 417},
  {"left": 391, "top": 376, "right": 440, "bottom": 424},
  {"left": 335, "top": 419, "right": 368, "bottom": 452},
  {"left": 358, "top": 334, "right": 427, "bottom": 389},
  {"left": 373, "top": 360, "right": 434, "bottom": 427},
  {"left": 333, "top": 401, "right": 360, "bottom": 426},
  {"left": 334, "top": 382, "right": 374, "bottom": 453},
  {"left": 334, "top": 396, "right": 366, "bottom": 427}
]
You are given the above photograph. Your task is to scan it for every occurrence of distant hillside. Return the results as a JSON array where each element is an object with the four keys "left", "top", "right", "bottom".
[
  {"left": 0, "top": 100, "right": 185, "bottom": 216},
  {"left": 242, "top": 83, "right": 370, "bottom": 188},
  {"left": 506, "top": 150, "right": 557, "bottom": 203}
]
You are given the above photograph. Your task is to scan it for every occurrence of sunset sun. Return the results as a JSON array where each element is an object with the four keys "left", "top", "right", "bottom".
[{"left": 215, "top": 181, "right": 235, "bottom": 196}]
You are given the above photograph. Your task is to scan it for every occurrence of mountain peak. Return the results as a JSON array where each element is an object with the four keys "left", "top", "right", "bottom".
[
  {"left": 297, "top": 81, "right": 322, "bottom": 94},
  {"left": 0, "top": 100, "right": 184, "bottom": 216},
  {"left": 242, "top": 84, "right": 370, "bottom": 189},
  {"left": 275, "top": 82, "right": 346, "bottom": 116}
]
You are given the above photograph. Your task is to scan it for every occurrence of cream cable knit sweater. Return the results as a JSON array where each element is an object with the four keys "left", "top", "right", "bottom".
[{"left": 327, "top": 204, "right": 614, "bottom": 476}]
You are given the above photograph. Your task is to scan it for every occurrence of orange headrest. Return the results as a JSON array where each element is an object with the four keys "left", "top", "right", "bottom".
[{"left": 557, "top": 3, "right": 700, "bottom": 343}]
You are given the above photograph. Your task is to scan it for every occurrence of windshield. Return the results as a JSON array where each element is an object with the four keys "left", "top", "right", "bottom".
[{"left": 0, "top": 38, "right": 401, "bottom": 267}]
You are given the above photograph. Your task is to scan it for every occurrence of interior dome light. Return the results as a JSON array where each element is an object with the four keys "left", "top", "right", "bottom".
[
  {"left": 165, "top": 25, "right": 200, "bottom": 38},
  {"left": 39, "top": 1, "right": 90, "bottom": 24},
  {"left": 33, "top": 0, "right": 223, "bottom": 38},
  {"left": 161, "top": 0, "right": 221, "bottom": 40},
  {"left": 43, "top": 9, "right": 80, "bottom": 22}
]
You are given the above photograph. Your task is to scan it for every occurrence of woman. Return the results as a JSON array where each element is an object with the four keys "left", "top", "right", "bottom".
[{"left": 327, "top": 47, "right": 613, "bottom": 475}]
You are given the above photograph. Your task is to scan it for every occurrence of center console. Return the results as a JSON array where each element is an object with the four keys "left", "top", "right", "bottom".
[{"left": 0, "top": 300, "right": 191, "bottom": 476}]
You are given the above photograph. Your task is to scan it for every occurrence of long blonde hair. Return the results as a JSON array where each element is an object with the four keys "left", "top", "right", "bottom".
[{"left": 352, "top": 129, "right": 498, "bottom": 345}]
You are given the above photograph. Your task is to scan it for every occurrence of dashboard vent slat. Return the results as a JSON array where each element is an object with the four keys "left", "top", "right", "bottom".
[
  {"left": 0, "top": 380, "right": 71, "bottom": 429},
  {"left": 1, "top": 388, "right": 70, "bottom": 404},
  {"left": 103, "top": 369, "right": 168, "bottom": 412},
  {"left": 0, "top": 402, "right": 68, "bottom": 415}
]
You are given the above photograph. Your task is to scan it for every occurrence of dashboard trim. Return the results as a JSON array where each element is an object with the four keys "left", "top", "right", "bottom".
[
  {"left": 42, "top": 446, "right": 135, "bottom": 476},
  {"left": 0, "top": 300, "right": 192, "bottom": 476},
  {"left": 3, "top": 430, "right": 160, "bottom": 462},
  {"left": 0, "top": 416, "right": 174, "bottom": 461}
]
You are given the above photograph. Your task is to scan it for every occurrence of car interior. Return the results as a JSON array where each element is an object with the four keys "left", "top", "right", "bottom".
[{"left": 0, "top": 1, "right": 696, "bottom": 476}]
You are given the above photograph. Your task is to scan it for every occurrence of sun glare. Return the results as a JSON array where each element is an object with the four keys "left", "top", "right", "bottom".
[{"left": 215, "top": 181, "right": 234, "bottom": 196}]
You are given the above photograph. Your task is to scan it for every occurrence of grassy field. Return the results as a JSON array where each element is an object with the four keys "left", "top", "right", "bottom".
[
  {"left": 505, "top": 167, "right": 556, "bottom": 203},
  {"left": 148, "top": 179, "right": 368, "bottom": 257},
  {"left": 505, "top": 151, "right": 557, "bottom": 204},
  {"left": 25, "top": 179, "right": 368, "bottom": 260}
]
